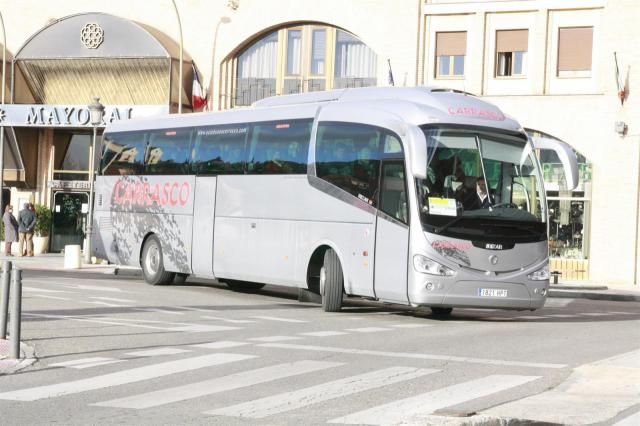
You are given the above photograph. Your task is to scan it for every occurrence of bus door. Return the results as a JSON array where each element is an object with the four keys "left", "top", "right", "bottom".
[
  {"left": 191, "top": 176, "right": 217, "bottom": 277},
  {"left": 374, "top": 161, "right": 409, "bottom": 303}
]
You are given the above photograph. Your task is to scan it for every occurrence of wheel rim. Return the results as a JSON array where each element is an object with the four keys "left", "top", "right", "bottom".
[{"left": 145, "top": 242, "right": 160, "bottom": 276}]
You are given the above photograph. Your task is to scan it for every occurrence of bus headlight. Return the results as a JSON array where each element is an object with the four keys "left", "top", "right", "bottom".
[
  {"left": 413, "top": 255, "right": 455, "bottom": 276},
  {"left": 528, "top": 265, "right": 549, "bottom": 281}
]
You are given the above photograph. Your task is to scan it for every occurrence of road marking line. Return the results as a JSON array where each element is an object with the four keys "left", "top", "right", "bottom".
[
  {"left": 23, "top": 286, "right": 71, "bottom": 294},
  {"left": 50, "top": 357, "right": 115, "bottom": 367},
  {"left": 70, "top": 360, "right": 125, "bottom": 369},
  {"left": 580, "top": 312, "right": 611, "bottom": 317},
  {"left": 201, "top": 315, "right": 256, "bottom": 323},
  {"left": 32, "top": 295, "right": 72, "bottom": 301},
  {"left": 191, "top": 341, "right": 250, "bottom": 349},
  {"left": 0, "top": 353, "right": 256, "bottom": 401},
  {"left": 389, "top": 324, "right": 432, "bottom": 328},
  {"left": 259, "top": 343, "right": 568, "bottom": 369},
  {"left": 93, "top": 360, "right": 342, "bottom": 409},
  {"left": 545, "top": 314, "right": 576, "bottom": 318},
  {"left": 90, "top": 296, "right": 136, "bottom": 303},
  {"left": 513, "top": 316, "right": 547, "bottom": 320},
  {"left": 299, "top": 331, "right": 348, "bottom": 337},
  {"left": 329, "top": 374, "right": 540, "bottom": 425},
  {"left": 346, "top": 327, "right": 392, "bottom": 333},
  {"left": 23, "top": 313, "right": 240, "bottom": 333},
  {"left": 136, "top": 308, "right": 185, "bottom": 315},
  {"left": 593, "top": 348, "right": 640, "bottom": 369},
  {"left": 251, "top": 316, "right": 308, "bottom": 323},
  {"left": 607, "top": 311, "right": 636, "bottom": 315},
  {"left": 206, "top": 366, "right": 438, "bottom": 419},
  {"left": 249, "top": 336, "right": 301, "bottom": 342},
  {"left": 62, "top": 284, "right": 125, "bottom": 293},
  {"left": 125, "top": 348, "right": 191, "bottom": 357},
  {"left": 612, "top": 409, "right": 640, "bottom": 426},
  {"left": 86, "top": 301, "right": 131, "bottom": 308}
]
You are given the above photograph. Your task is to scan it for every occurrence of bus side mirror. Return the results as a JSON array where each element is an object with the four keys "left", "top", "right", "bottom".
[
  {"left": 408, "top": 126, "right": 427, "bottom": 179},
  {"left": 530, "top": 135, "right": 579, "bottom": 190}
]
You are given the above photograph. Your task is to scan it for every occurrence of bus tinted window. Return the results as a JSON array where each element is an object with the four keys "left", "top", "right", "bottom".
[
  {"left": 145, "top": 128, "right": 191, "bottom": 175},
  {"left": 316, "top": 122, "right": 387, "bottom": 205},
  {"left": 191, "top": 125, "right": 248, "bottom": 174},
  {"left": 246, "top": 119, "right": 312, "bottom": 174},
  {"left": 101, "top": 131, "right": 146, "bottom": 176}
]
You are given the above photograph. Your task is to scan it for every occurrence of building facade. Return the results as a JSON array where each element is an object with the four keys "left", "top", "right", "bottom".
[{"left": 0, "top": 0, "right": 637, "bottom": 287}]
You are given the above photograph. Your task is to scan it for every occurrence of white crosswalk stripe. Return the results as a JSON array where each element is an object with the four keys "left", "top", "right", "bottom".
[
  {"left": 0, "top": 353, "right": 256, "bottom": 401},
  {"left": 93, "top": 360, "right": 342, "bottom": 409},
  {"left": 329, "top": 374, "right": 541, "bottom": 425},
  {"left": 251, "top": 316, "right": 308, "bottom": 323},
  {"left": 206, "top": 366, "right": 438, "bottom": 419}
]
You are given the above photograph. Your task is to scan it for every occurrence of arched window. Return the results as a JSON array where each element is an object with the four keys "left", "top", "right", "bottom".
[{"left": 231, "top": 25, "right": 378, "bottom": 107}]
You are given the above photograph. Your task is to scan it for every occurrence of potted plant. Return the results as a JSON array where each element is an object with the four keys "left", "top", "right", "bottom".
[{"left": 33, "top": 204, "right": 52, "bottom": 254}]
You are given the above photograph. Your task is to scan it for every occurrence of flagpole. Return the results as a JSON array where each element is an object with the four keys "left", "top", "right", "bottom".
[
  {"left": 387, "top": 59, "right": 395, "bottom": 87},
  {"left": 171, "top": 0, "right": 184, "bottom": 114}
]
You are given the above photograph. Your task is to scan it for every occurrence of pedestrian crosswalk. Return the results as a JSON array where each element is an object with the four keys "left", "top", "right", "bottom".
[{"left": 0, "top": 346, "right": 545, "bottom": 424}]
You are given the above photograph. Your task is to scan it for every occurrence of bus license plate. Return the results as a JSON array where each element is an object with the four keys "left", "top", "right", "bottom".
[{"left": 479, "top": 288, "right": 508, "bottom": 297}]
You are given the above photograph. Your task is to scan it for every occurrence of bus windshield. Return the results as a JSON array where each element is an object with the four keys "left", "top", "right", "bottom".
[{"left": 416, "top": 126, "right": 546, "bottom": 242}]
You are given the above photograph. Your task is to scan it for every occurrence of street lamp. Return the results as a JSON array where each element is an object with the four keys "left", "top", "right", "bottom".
[{"left": 84, "top": 97, "right": 105, "bottom": 263}]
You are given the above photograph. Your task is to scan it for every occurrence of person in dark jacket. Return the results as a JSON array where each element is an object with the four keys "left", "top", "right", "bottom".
[
  {"left": 3, "top": 205, "right": 18, "bottom": 256},
  {"left": 18, "top": 202, "right": 36, "bottom": 257}
]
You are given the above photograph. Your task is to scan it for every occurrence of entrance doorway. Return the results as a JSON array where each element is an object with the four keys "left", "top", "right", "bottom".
[{"left": 51, "top": 192, "right": 88, "bottom": 252}]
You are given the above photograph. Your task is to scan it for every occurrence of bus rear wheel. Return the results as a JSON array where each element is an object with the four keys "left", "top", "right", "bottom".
[
  {"left": 320, "top": 249, "right": 343, "bottom": 312},
  {"left": 141, "top": 235, "right": 175, "bottom": 285}
]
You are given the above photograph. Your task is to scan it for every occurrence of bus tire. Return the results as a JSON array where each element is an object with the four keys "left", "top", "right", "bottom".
[
  {"left": 224, "top": 280, "right": 265, "bottom": 292},
  {"left": 321, "top": 249, "right": 343, "bottom": 312},
  {"left": 141, "top": 235, "right": 175, "bottom": 285},
  {"left": 431, "top": 307, "right": 453, "bottom": 316}
]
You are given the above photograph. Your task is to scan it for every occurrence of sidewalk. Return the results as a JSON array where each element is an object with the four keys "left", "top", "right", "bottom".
[
  {"left": 1, "top": 253, "right": 639, "bottom": 302},
  {"left": 0, "top": 252, "right": 142, "bottom": 277}
]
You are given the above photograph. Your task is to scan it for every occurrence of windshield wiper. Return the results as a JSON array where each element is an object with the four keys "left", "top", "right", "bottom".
[{"left": 434, "top": 216, "right": 468, "bottom": 234}]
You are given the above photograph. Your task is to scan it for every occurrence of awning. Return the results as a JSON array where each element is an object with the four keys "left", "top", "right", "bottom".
[{"left": 13, "top": 12, "right": 193, "bottom": 111}]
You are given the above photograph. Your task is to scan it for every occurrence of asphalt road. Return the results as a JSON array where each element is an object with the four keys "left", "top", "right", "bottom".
[{"left": 1, "top": 270, "right": 639, "bottom": 425}]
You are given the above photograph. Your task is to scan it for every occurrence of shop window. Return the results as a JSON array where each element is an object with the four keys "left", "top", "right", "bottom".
[
  {"left": 435, "top": 32, "right": 466, "bottom": 78},
  {"left": 233, "top": 25, "right": 377, "bottom": 106},
  {"left": 557, "top": 27, "right": 593, "bottom": 78},
  {"left": 496, "top": 29, "right": 528, "bottom": 77}
]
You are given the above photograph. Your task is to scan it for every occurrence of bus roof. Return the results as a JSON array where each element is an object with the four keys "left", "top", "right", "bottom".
[{"left": 105, "top": 86, "right": 523, "bottom": 135}]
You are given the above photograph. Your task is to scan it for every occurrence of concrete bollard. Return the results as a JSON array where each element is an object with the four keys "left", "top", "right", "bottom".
[
  {"left": 9, "top": 268, "right": 22, "bottom": 359},
  {"left": 64, "top": 244, "right": 82, "bottom": 269},
  {"left": 0, "top": 260, "right": 11, "bottom": 340}
]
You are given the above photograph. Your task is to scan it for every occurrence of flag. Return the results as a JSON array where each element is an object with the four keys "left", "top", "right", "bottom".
[
  {"left": 191, "top": 63, "right": 207, "bottom": 110},
  {"left": 387, "top": 59, "right": 395, "bottom": 87}
]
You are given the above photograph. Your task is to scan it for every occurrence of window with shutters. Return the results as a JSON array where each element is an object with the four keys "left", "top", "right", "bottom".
[
  {"left": 495, "top": 29, "right": 528, "bottom": 77},
  {"left": 435, "top": 31, "right": 466, "bottom": 78},
  {"left": 557, "top": 27, "right": 593, "bottom": 78}
]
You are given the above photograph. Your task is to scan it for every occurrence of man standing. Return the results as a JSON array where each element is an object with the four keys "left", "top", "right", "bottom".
[{"left": 18, "top": 202, "right": 36, "bottom": 257}]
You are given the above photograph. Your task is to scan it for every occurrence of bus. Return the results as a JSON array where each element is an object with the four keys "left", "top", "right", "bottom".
[{"left": 92, "top": 86, "right": 578, "bottom": 315}]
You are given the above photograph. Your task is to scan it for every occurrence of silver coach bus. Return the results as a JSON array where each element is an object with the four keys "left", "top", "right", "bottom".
[{"left": 92, "top": 87, "right": 577, "bottom": 314}]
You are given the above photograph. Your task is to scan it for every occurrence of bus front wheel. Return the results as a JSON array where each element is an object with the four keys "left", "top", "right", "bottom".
[
  {"left": 320, "top": 249, "right": 343, "bottom": 312},
  {"left": 141, "top": 235, "right": 175, "bottom": 285}
]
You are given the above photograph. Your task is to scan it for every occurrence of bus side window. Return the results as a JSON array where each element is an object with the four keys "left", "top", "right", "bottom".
[
  {"left": 145, "top": 128, "right": 192, "bottom": 175},
  {"left": 100, "top": 131, "right": 146, "bottom": 176},
  {"left": 379, "top": 162, "right": 408, "bottom": 224},
  {"left": 191, "top": 125, "right": 248, "bottom": 175},
  {"left": 316, "top": 122, "right": 383, "bottom": 206},
  {"left": 246, "top": 119, "right": 312, "bottom": 175}
]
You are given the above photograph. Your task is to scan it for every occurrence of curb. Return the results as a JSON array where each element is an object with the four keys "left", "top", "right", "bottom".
[
  {"left": 548, "top": 289, "right": 640, "bottom": 302},
  {"left": 0, "top": 341, "right": 37, "bottom": 375}
]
